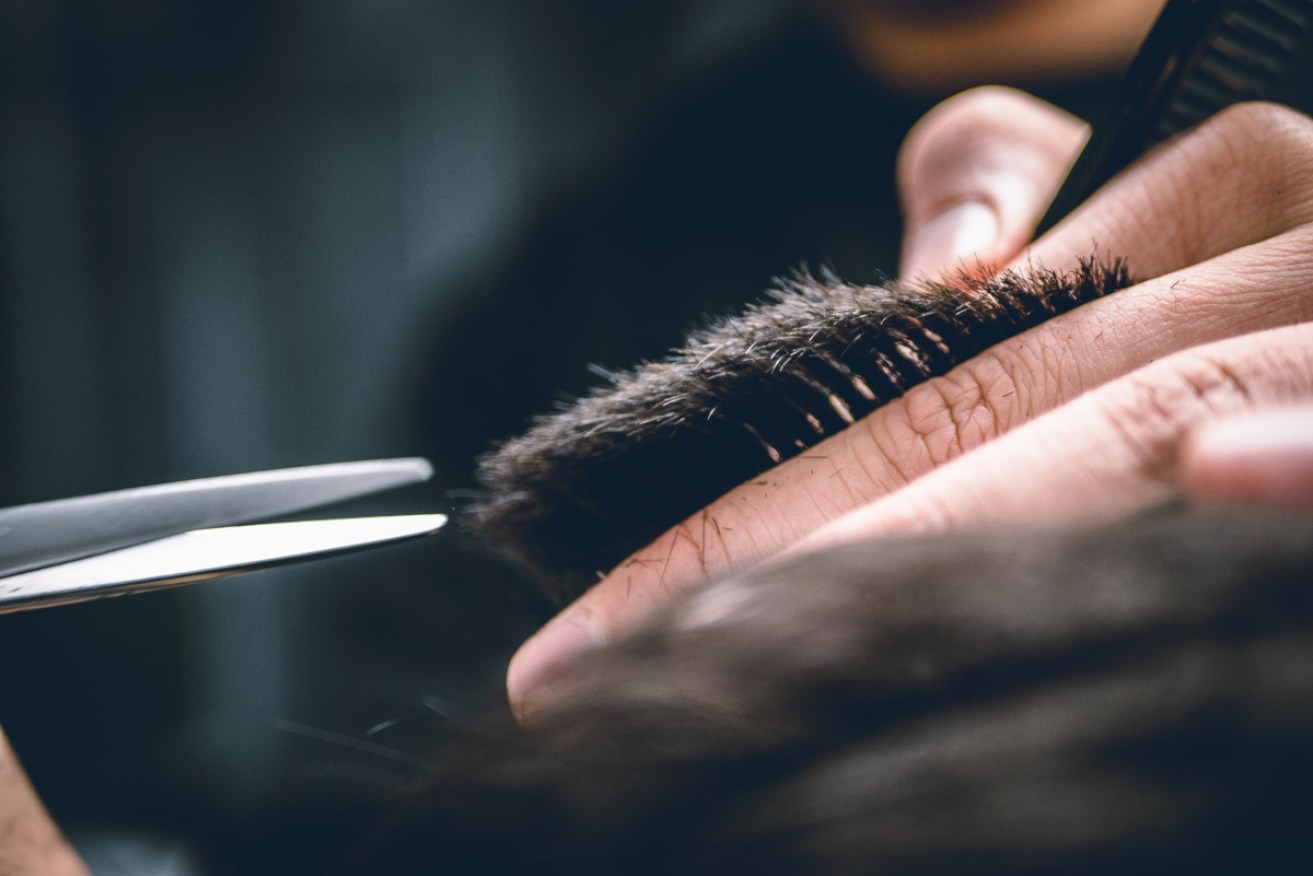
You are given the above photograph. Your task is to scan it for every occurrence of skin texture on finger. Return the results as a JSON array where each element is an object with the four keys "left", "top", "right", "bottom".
[
  {"left": 792, "top": 322, "right": 1313, "bottom": 552},
  {"left": 1026, "top": 102, "right": 1313, "bottom": 278},
  {"left": 0, "top": 730, "right": 88, "bottom": 876},
  {"left": 898, "top": 87, "right": 1089, "bottom": 280}
]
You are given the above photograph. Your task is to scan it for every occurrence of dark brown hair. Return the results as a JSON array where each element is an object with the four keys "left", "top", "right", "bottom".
[
  {"left": 356, "top": 505, "right": 1313, "bottom": 874},
  {"left": 473, "top": 259, "right": 1132, "bottom": 600}
]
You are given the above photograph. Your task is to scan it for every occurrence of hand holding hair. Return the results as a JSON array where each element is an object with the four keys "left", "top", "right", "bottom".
[{"left": 498, "top": 89, "right": 1313, "bottom": 721}]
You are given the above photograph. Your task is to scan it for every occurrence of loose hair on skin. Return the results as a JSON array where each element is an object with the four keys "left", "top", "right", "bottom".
[
  {"left": 353, "top": 505, "right": 1313, "bottom": 874},
  {"left": 473, "top": 257, "right": 1133, "bottom": 598}
]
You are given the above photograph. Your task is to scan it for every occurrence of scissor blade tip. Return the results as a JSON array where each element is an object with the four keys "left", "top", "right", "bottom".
[{"left": 349, "top": 457, "right": 434, "bottom": 482}]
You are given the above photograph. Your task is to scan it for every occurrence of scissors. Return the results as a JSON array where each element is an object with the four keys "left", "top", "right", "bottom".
[{"left": 0, "top": 458, "right": 445, "bottom": 614}]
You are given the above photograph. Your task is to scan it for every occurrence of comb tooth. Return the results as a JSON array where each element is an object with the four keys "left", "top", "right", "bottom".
[
  {"left": 1171, "top": 90, "right": 1223, "bottom": 117},
  {"left": 1156, "top": 0, "right": 1313, "bottom": 149},
  {"left": 1225, "top": 7, "right": 1302, "bottom": 52},
  {"left": 723, "top": 383, "right": 815, "bottom": 462},
  {"left": 809, "top": 349, "right": 880, "bottom": 418},
  {"left": 701, "top": 404, "right": 785, "bottom": 465},
  {"left": 901, "top": 324, "right": 957, "bottom": 375},
  {"left": 838, "top": 333, "right": 905, "bottom": 401},
  {"left": 1208, "top": 32, "right": 1285, "bottom": 78},
  {"left": 1190, "top": 57, "right": 1258, "bottom": 99},
  {"left": 1247, "top": 0, "right": 1313, "bottom": 29},
  {"left": 786, "top": 365, "right": 858, "bottom": 432},
  {"left": 774, "top": 373, "right": 836, "bottom": 438},
  {"left": 777, "top": 361, "right": 849, "bottom": 438},
  {"left": 1225, "top": 0, "right": 1306, "bottom": 44},
  {"left": 821, "top": 339, "right": 886, "bottom": 405},
  {"left": 1199, "top": 49, "right": 1276, "bottom": 93},
  {"left": 1171, "top": 84, "right": 1228, "bottom": 126},
  {"left": 740, "top": 421, "right": 783, "bottom": 465}
]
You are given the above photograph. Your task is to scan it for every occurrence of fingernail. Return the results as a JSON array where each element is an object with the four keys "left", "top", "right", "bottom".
[
  {"left": 507, "top": 609, "right": 605, "bottom": 721},
  {"left": 1181, "top": 408, "right": 1313, "bottom": 508},
  {"left": 901, "top": 201, "right": 999, "bottom": 281}
]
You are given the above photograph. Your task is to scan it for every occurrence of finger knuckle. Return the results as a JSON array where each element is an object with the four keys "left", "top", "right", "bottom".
[
  {"left": 1203, "top": 101, "right": 1313, "bottom": 148},
  {"left": 1101, "top": 352, "right": 1255, "bottom": 479},
  {"left": 1192, "top": 102, "right": 1313, "bottom": 218},
  {"left": 884, "top": 353, "right": 1018, "bottom": 469}
]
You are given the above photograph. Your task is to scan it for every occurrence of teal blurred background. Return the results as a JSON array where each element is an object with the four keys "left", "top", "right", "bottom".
[{"left": 0, "top": 3, "right": 822, "bottom": 870}]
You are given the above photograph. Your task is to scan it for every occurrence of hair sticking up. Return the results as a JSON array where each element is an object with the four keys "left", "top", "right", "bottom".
[{"left": 472, "top": 257, "right": 1134, "bottom": 598}]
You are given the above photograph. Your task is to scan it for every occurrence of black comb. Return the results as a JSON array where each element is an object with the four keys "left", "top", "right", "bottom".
[{"left": 1037, "top": 0, "right": 1313, "bottom": 234}]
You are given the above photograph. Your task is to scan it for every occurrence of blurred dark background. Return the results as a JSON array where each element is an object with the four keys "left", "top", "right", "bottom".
[
  {"left": 4, "top": 0, "right": 1272, "bottom": 871},
  {"left": 0, "top": 3, "right": 863, "bottom": 871}
]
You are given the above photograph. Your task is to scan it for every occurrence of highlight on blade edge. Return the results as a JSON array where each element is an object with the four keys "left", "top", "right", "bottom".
[{"left": 0, "top": 459, "right": 445, "bottom": 614}]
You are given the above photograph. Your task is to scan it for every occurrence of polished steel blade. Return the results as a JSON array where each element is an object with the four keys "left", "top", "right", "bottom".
[
  {"left": 0, "top": 458, "right": 434, "bottom": 579},
  {"left": 0, "top": 514, "right": 446, "bottom": 614}
]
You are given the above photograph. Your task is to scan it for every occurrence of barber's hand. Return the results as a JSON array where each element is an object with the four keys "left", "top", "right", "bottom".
[
  {"left": 509, "top": 87, "right": 1313, "bottom": 720},
  {"left": 898, "top": 87, "right": 1088, "bottom": 281},
  {"left": 0, "top": 727, "right": 88, "bottom": 876}
]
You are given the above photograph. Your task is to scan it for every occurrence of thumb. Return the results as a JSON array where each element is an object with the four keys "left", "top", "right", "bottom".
[
  {"left": 898, "top": 86, "right": 1088, "bottom": 281},
  {"left": 1179, "top": 407, "right": 1313, "bottom": 509}
]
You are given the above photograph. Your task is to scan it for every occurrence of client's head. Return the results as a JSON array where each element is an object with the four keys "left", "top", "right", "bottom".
[
  {"left": 378, "top": 252, "right": 1311, "bottom": 874},
  {"left": 356, "top": 505, "right": 1313, "bottom": 874}
]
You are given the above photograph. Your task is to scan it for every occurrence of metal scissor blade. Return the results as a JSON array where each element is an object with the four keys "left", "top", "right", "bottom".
[
  {"left": 0, "top": 458, "right": 433, "bottom": 580},
  {"left": 0, "top": 513, "right": 447, "bottom": 614}
]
